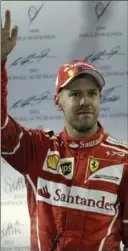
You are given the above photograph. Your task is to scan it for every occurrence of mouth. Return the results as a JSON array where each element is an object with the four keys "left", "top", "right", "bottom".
[{"left": 77, "top": 111, "right": 94, "bottom": 115}]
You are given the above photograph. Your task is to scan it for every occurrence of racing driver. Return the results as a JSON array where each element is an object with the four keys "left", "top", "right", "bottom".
[{"left": 1, "top": 9, "right": 128, "bottom": 251}]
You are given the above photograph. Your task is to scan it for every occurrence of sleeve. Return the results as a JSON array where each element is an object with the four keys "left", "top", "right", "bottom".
[
  {"left": 1, "top": 60, "right": 50, "bottom": 175},
  {"left": 120, "top": 163, "right": 128, "bottom": 250}
]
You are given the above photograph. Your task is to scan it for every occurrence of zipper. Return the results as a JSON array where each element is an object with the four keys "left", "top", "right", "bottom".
[{"left": 50, "top": 232, "right": 63, "bottom": 251}]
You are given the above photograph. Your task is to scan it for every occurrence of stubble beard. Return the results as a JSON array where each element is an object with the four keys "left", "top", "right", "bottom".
[
  {"left": 69, "top": 114, "right": 98, "bottom": 133},
  {"left": 72, "top": 122, "right": 96, "bottom": 133}
]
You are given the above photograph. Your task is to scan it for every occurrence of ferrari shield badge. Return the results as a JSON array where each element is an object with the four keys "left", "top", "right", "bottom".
[{"left": 90, "top": 159, "right": 99, "bottom": 172}]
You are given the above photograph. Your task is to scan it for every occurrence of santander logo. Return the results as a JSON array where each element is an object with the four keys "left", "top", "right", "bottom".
[
  {"left": 37, "top": 182, "right": 116, "bottom": 215},
  {"left": 38, "top": 185, "right": 51, "bottom": 199},
  {"left": 53, "top": 189, "right": 114, "bottom": 211}
]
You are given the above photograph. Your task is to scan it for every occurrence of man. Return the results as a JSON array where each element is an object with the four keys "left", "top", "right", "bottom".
[{"left": 1, "top": 10, "right": 128, "bottom": 251}]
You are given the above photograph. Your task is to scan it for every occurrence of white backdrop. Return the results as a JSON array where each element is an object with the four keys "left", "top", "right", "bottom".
[{"left": 1, "top": 1, "right": 128, "bottom": 250}]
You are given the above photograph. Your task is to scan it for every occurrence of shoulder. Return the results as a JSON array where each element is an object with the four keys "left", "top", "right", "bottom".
[
  {"left": 104, "top": 135, "right": 128, "bottom": 150},
  {"left": 23, "top": 126, "right": 59, "bottom": 142},
  {"left": 36, "top": 128, "right": 59, "bottom": 140},
  {"left": 101, "top": 134, "right": 128, "bottom": 160}
]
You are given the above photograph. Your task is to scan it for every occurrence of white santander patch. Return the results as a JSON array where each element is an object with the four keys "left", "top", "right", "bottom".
[{"left": 37, "top": 178, "right": 117, "bottom": 216}]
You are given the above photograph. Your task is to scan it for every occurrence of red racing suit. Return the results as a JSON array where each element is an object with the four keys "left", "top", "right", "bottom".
[{"left": 1, "top": 60, "right": 128, "bottom": 251}]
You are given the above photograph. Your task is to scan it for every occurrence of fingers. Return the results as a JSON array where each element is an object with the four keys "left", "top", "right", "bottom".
[
  {"left": 2, "top": 9, "right": 18, "bottom": 45},
  {"left": 4, "top": 9, "right": 11, "bottom": 32},
  {"left": 11, "top": 26, "right": 18, "bottom": 41}
]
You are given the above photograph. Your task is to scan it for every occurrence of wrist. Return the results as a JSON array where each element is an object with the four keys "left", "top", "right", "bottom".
[
  {"left": 1, "top": 58, "right": 7, "bottom": 62},
  {"left": 1, "top": 54, "right": 7, "bottom": 62},
  {"left": 1, "top": 59, "right": 7, "bottom": 68}
]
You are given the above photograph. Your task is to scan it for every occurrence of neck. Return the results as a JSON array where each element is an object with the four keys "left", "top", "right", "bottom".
[{"left": 65, "top": 122, "right": 99, "bottom": 138}]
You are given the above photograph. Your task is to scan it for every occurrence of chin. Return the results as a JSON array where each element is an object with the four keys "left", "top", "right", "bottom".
[
  {"left": 73, "top": 124, "right": 93, "bottom": 133},
  {"left": 74, "top": 120, "right": 96, "bottom": 132},
  {"left": 78, "top": 126, "right": 93, "bottom": 133}
]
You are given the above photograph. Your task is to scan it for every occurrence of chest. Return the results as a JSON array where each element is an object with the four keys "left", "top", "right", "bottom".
[
  {"left": 41, "top": 147, "right": 123, "bottom": 192},
  {"left": 35, "top": 147, "right": 124, "bottom": 216}
]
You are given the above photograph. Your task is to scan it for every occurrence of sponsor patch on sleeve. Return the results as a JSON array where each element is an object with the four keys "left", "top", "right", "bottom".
[{"left": 106, "top": 136, "right": 128, "bottom": 149}]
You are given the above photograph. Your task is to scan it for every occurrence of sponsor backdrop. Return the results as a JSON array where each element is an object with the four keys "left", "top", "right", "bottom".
[{"left": 1, "top": 1, "right": 127, "bottom": 250}]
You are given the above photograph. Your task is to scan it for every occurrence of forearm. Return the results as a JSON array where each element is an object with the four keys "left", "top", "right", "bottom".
[{"left": 1, "top": 60, "right": 8, "bottom": 128}]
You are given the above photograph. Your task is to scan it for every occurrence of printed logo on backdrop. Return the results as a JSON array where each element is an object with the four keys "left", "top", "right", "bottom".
[
  {"left": 99, "top": 86, "right": 128, "bottom": 119},
  {"left": 84, "top": 45, "right": 127, "bottom": 76},
  {"left": 84, "top": 45, "right": 126, "bottom": 64},
  {"left": 1, "top": 247, "right": 30, "bottom": 251},
  {"left": 9, "top": 91, "right": 52, "bottom": 110},
  {"left": 1, "top": 220, "right": 24, "bottom": 239},
  {"left": 17, "top": 1, "right": 56, "bottom": 41},
  {"left": 8, "top": 3, "right": 56, "bottom": 84},
  {"left": 1, "top": 221, "right": 30, "bottom": 250},
  {"left": 1, "top": 175, "right": 27, "bottom": 206},
  {"left": 95, "top": 1, "right": 112, "bottom": 21},
  {"left": 7, "top": 2, "right": 57, "bottom": 119},
  {"left": 8, "top": 49, "right": 55, "bottom": 69},
  {"left": 100, "top": 86, "right": 121, "bottom": 104},
  {"left": 4, "top": 176, "right": 26, "bottom": 193},
  {"left": 8, "top": 91, "right": 63, "bottom": 123},
  {"left": 79, "top": 1, "right": 123, "bottom": 38},
  {"left": 28, "top": 2, "right": 46, "bottom": 25},
  {"left": 8, "top": 49, "right": 57, "bottom": 85}
]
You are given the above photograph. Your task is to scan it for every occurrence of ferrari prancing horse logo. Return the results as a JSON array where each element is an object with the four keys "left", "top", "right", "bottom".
[{"left": 90, "top": 159, "right": 99, "bottom": 172}]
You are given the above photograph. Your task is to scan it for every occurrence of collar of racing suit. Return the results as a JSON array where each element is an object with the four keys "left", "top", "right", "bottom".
[{"left": 61, "top": 121, "right": 104, "bottom": 150}]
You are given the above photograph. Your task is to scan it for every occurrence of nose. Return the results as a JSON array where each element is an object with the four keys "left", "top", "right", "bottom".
[{"left": 80, "top": 95, "right": 90, "bottom": 106}]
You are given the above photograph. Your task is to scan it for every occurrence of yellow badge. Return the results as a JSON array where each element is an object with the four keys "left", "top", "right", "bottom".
[
  {"left": 47, "top": 155, "right": 59, "bottom": 170},
  {"left": 68, "top": 70, "right": 75, "bottom": 77},
  {"left": 90, "top": 159, "right": 99, "bottom": 172}
]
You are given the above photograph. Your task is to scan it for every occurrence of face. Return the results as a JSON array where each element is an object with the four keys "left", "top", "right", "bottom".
[{"left": 55, "top": 75, "right": 101, "bottom": 133}]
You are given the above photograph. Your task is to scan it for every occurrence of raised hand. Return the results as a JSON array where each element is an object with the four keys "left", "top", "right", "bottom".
[{"left": 1, "top": 10, "right": 18, "bottom": 61}]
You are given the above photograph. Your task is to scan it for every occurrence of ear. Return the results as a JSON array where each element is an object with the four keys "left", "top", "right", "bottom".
[{"left": 54, "top": 94, "right": 62, "bottom": 111}]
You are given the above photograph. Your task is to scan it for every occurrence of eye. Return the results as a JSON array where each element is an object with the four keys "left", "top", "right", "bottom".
[
  {"left": 89, "top": 91, "right": 98, "bottom": 96},
  {"left": 70, "top": 92, "right": 81, "bottom": 97}
]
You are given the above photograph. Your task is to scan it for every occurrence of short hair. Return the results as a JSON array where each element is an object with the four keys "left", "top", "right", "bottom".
[{"left": 74, "top": 73, "right": 101, "bottom": 92}]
